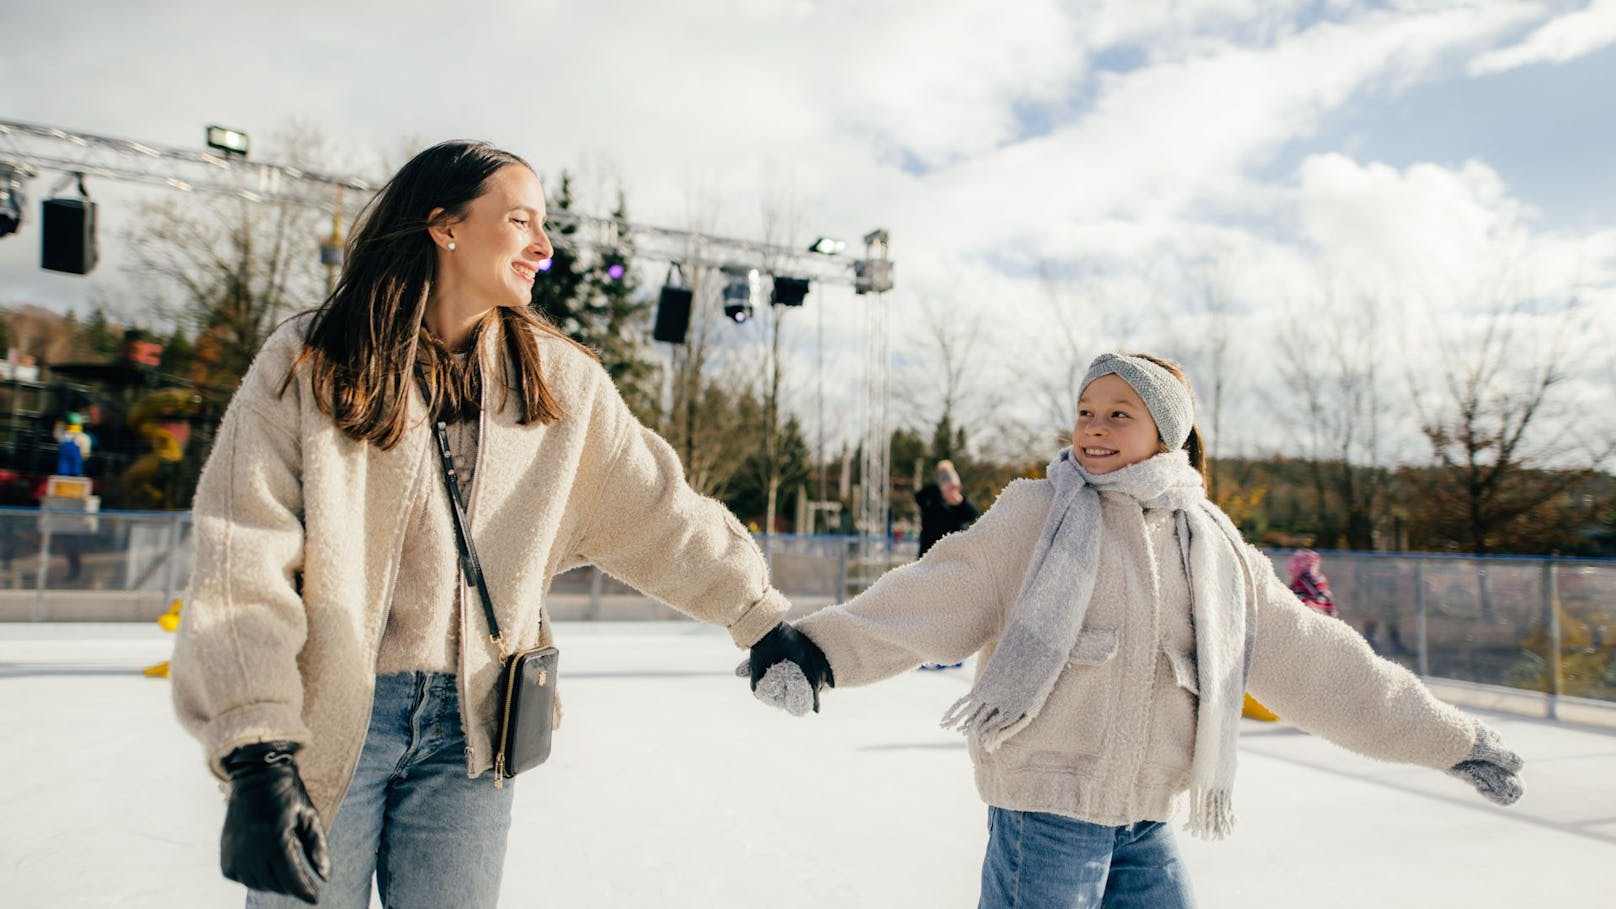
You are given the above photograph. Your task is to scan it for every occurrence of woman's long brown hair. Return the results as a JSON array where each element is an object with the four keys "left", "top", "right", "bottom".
[{"left": 283, "top": 140, "right": 591, "bottom": 448}]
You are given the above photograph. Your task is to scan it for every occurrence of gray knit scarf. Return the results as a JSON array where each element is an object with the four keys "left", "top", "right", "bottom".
[{"left": 940, "top": 448, "right": 1260, "bottom": 839}]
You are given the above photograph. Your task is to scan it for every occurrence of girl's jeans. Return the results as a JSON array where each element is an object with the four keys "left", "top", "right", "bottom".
[
  {"left": 978, "top": 806, "right": 1197, "bottom": 909},
  {"left": 247, "top": 672, "right": 515, "bottom": 909}
]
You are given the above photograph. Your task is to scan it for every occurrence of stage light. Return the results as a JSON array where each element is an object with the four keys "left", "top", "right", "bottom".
[
  {"left": 771, "top": 275, "right": 810, "bottom": 307},
  {"left": 41, "top": 173, "right": 97, "bottom": 275},
  {"left": 205, "top": 125, "right": 249, "bottom": 158},
  {"left": 722, "top": 266, "right": 756, "bottom": 324},
  {"left": 808, "top": 236, "right": 845, "bottom": 255},
  {"left": 0, "top": 163, "right": 28, "bottom": 238},
  {"left": 537, "top": 258, "right": 553, "bottom": 272},
  {"left": 653, "top": 262, "right": 693, "bottom": 344},
  {"left": 606, "top": 262, "right": 625, "bottom": 281}
]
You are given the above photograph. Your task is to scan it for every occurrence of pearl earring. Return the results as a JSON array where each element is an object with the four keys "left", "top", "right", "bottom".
[{"left": 447, "top": 241, "right": 456, "bottom": 251}]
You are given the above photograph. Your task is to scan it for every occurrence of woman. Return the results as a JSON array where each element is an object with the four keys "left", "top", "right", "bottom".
[{"left": 171, "top": 141, "right": 820, "bottom": 907}]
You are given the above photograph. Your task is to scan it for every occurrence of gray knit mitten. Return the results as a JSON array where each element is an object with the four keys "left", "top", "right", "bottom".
[
  {"left": 1446, "top": 724, "right": 1523, "bottom": 806},
  {"left": 734, "top": 659, "right": 817, "bottom": 717}
]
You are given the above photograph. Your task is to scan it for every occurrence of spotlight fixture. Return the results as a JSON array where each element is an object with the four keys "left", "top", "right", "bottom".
[
  {"left": 808, "top": 236, "right": 845, "bottom": 255},
  {"left": 205, "top": 124, "right": 249, "bottom": 158},
  {"left": 722, "top": 266, "right": 757, "bottom": 324},
  {"left": 41, "top": 173, "right": 97, "bottom": 275},
  {"left": 770, "top": 275, "right": 810, "bottom": 307},
  {"left": 653, "top": 262, "right": 694, "bottom": 344},
  {"left": 0, "top": 162, "right": 29, "bottom": 238}
]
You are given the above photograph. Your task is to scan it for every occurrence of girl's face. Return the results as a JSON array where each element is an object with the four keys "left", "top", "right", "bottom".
[
  {"left": 1072, "top": 374, "right": 1161, "bottom": 474},
  {"left": 434, "top": 164, "right": 554, "bottom": 309}
]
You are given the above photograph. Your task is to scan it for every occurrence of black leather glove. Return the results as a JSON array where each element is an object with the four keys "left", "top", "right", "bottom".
[
  {"left": 746, "top": 622, "right": 835, "bottom": 713},
  {"left": 220, "top": 741, "right": 331, "bottom": 905},
  {"left": 1446, "top": 724, "right": 1524, "bottom": 806}
]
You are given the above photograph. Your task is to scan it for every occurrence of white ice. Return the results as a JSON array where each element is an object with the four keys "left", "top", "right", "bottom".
[{"left": 3, "top": 621, "right": 1612, "bottom": 908}]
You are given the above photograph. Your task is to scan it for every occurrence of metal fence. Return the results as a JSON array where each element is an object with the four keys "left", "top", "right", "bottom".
[{"left": 3, "top": 505, "right": 1611, "bottom": 706}]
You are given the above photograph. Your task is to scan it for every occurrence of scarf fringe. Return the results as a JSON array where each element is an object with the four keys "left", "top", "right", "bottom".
[
  {"left": 939, "top": 695, "right": 1032, "bottom": 753},
  {"left": 1184, "top": 788, "right": 1236, "bottom": 840}
]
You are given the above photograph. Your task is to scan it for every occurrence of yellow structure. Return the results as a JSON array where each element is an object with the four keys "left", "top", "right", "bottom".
[
  {"left": 1242, "top": 693, "right": 1279, "bottom": 722},
  {"left": 142, "top": 598, "right": 183, "bottom": 678}
]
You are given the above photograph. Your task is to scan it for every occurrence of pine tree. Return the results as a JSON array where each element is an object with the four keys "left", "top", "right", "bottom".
[{"left": 528, "top": 174, "right": 658, "bottom": 422}]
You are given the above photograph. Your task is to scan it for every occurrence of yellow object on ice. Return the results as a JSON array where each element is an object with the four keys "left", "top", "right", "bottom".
[
  {"left": 157, "top": 598, "right": 183, "bottom": 633},
  {"left": 144, "top": 598, "right": 183, "bottom": 678},
  {"left": 1242, "top": 693, "right": 1279, "bottom": 722}
]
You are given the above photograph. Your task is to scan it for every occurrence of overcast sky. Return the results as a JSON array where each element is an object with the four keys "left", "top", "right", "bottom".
[{"left": 3, "top": 0, "right": 1613, "bottom": 466}]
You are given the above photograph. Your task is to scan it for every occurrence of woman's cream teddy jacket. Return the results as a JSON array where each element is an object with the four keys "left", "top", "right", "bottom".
[
  {"left": 796, "top": 478, "right": 1478, "bottom": 827},
  {"left": 171, "top": 317, "right": 788, "bottom": 821}
]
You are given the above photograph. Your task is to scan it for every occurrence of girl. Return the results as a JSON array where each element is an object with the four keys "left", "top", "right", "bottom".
[
  {"left": 750, "top": 352, "right": 1522, "bottom": 908},
  {"left": 1287, "top": 548, "right": 1338, "bottom": 617},
  {"left": 171, "top": 141, "right": 816, "bottom": 908}
]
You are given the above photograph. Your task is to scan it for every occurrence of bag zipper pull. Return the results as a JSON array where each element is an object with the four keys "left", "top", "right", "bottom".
[{"left": 494, "top": 752, "right": 506, "bottom": 789}]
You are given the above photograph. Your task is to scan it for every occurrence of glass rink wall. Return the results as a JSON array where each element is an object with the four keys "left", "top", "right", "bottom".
[{"left": 2, "top": 506, "right": 1611, "bottom": 708}]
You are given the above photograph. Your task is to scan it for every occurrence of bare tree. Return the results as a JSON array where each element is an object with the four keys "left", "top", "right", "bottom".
[
  {"left": 1404, "top": 290, "right": 1615, "bottom": 554},
  {"left": 122, "top": 126, "right": 334, "bottom": 389},
  {"left": 1272, "top": 282, "right": 1396, "bottom": 549}
]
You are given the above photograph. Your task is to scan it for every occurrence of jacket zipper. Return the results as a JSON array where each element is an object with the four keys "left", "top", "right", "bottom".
[
  {"left": 327, "top": 435, "right": 430, "bottom": 816},
  {"left": 461, "top": 364, "right": 502, "bottom": 787}
]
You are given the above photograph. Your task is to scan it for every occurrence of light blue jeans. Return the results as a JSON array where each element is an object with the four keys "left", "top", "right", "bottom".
[
  {"left": 247, "top": 672, "right": 515, "bottom": 909},
  {"left": 978, "top": 806, "right": 1197, "bottom": 909}
]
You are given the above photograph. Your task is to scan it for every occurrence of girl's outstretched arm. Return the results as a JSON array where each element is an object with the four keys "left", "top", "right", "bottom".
[
  {"left": 1246, "top": 556, "right": 1489, "bottom": 772},
  {"left": 793, "top": 479, "right": 1050, "bottom": 689}
]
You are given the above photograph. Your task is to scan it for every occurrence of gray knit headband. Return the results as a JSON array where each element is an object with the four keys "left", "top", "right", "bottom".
[{"left": 1080, "top": 353, "right": 1195, "bottom": 450}]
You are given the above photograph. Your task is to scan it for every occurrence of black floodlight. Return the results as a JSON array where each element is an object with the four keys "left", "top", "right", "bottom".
[
  {"left": 722, "top": 266, "right": 756, "bottom": 324},
  {"left": 0, "top": 163, "right": 26, "bottom": 238},
  {"left": 771, "top": 275, "right": 810, "bottom": 307},
  {"left": 653, "top": 263, "right": 694, "bottom": 343}
]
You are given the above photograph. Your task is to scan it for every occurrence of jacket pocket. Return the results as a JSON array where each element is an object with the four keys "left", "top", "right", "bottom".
[
  {"left": 1163, "top": 648, "right": 1199, "bottom": 695},
  {"left": 1069, "top": 628, "right": 1117, "bottom": 666}
]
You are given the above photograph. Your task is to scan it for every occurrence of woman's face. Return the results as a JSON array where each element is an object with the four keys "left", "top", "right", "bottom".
[
  {"left": 1072, "top": 374, "right": 1161, "bottom": 474},
  {"left": 434, "top": 164, "right": 554, "bottom": 309}
]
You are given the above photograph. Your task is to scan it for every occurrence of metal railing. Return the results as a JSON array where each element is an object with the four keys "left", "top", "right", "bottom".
[{"left": 4, "top": 505, "right": 1611, "bottom": 708}]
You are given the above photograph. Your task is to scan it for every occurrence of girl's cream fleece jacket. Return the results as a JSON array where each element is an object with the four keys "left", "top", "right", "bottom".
[{"left": 795, "top": 478, "right": 1477, "bottom": 826}]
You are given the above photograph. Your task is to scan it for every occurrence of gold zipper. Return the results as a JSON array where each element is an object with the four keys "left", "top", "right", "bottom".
[{"left": 492, "top": 649, "right": 519, "bottom": 789}]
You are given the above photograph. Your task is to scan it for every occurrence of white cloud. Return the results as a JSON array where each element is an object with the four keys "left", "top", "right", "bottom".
[{"left": 1469, "top": 0, "right": 1616, "bottom": 74}]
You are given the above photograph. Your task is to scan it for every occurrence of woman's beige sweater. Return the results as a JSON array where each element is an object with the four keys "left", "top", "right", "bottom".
[
  {"left": 795, "top": 478, "right": 1477, "bottom": 827},
  {"left": 171, "top": 317, "right": 788, "bottom": 821}
]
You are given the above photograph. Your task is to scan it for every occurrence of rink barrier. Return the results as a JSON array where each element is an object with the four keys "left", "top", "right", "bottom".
[{"left": 0, "top": 506, "right": 1612, "bottom": 710}]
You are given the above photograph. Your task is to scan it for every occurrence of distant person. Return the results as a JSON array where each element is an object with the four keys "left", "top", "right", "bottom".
[
  {"left": 914, "top": 459, "right": 979, "bottom": 557},
  {"left": 55, "top": 412, "right": 90, "bottom": 476},
  {"left": 1287, "top": 549, "right": 1338, "bottom": 618},
  {"left": 748, "top": 351, "right": 1523, "bottom": 909},
  {"left": 171, "top": 141, "right": 819, "bottom": 908}
]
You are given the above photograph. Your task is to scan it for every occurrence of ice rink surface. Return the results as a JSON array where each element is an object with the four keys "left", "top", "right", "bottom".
[{"left": 5, "top": 621, "right": 1613, "bottom": 908}]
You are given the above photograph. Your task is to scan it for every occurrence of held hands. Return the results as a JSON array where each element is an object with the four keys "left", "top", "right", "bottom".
[
  {"left": 220, "top": 741, "right": 331, "bottom": 905},
  {"left": 735, "top": 621, "right": 835, "bottom": 716},
  {"left": 1447, "top": 724, "right": 1524, "bottom": 806}
]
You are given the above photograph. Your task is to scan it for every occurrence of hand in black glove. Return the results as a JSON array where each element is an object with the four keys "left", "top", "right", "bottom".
[
  {"left": 1446, "top": 723, "right": 1524, "bottom": 806},
  {"left": 220, "top": 741, "right": 331, "bottom": 905},
  {"left": 739, "top": 621, "right": 835, "bottom": 714}
]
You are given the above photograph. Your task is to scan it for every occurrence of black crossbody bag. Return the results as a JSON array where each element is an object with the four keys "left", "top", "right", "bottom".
[{"left": 431, "top": 417, "right": 558, "bottom": 786}]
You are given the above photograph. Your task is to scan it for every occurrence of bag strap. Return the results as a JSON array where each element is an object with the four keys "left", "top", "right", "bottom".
[{"left": 430, "top": 416, "right": 507, "bottom": 651}]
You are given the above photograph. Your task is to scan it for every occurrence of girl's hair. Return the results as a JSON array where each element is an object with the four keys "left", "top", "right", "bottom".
[
  {"left": 1130, "top": 352, "right": 1208, "bottom": 487},
  {"left": 285, "top": 140, "right": 591, "bottom": 448}
]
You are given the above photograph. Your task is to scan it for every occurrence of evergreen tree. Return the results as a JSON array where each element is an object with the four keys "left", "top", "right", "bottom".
[
  {"left": 529, "top": 175, "right": 658, "bottom": 422},
  {"left": 160, "top": 326, "right": 197, "bottom": 378},
  {"left": 83, "top": 307, "right": 121, "bottom": 359}
]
